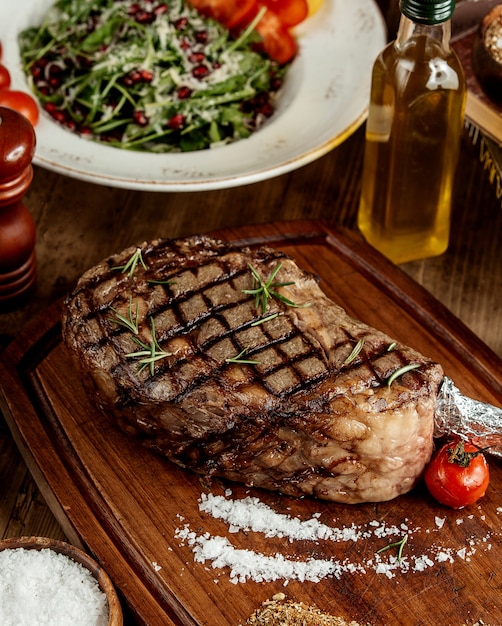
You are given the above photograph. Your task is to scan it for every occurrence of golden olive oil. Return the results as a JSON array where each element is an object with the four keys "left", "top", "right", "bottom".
[{"left": 358, "top": 23, "right": 466, "bottom": 264}]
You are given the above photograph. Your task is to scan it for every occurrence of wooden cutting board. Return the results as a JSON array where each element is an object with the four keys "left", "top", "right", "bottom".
[{"left": 1, "top": 220, "right": 501, "bottom": 626}]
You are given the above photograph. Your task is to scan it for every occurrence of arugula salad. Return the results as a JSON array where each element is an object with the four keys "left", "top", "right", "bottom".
[{"left": 18, "top": 0, "right": 289, "bottom": 152}]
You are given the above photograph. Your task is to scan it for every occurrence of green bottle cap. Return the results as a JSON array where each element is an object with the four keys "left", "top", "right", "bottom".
[{"left": 401, "top": 0, "right": 456, "bottom": 24}]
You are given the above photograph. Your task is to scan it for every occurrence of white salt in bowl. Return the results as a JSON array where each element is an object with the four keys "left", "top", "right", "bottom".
[{"left": 0, "top": 536, "right": 123, "bottom": 626}]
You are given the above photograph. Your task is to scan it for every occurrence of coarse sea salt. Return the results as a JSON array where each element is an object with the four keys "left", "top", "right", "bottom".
[
  {"left": 0, "top": 548, "right": 109, "bottom": 626},
  {"left": 172, "top": 491, "right": 501, "bottom": 585}
]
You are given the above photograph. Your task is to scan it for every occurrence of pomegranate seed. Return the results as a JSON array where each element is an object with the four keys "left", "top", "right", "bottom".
[
  {"left": 270, "top": 76, "right": 282, "bottom": 91},
  {"left": 195, "top": 30, "right": 208, "bottom": 44},
  {"left": 166, "top": 114, "right": 185, "bottom": 130},
  {"left": 257, "top": 103, "right": 274, "bottom": 118},
  {"left": 128, "top": 3, "right": 141, "bottom": 16},
  {"left": 52, "top": 110, "right": 67, "bottom": 124},
  {"left": 174, "top": 17, "right": 188, "bottom": 29},
  {"left": 134, "top": 9, "right": 155, "bottom": 24},
  {"left": 177, "top": 86, "right": 192, "bottom": 100},
  {"left": 180, "top": 38, "right": 191, "bottom": 50},
  {"left": 139, "top": 69, "right": 153, "bottom": 82},
  {"left": 192, "top": 64, "right": 209, "bottom": 79},
  {"left": 133, "top": 110, "right": 149, "bottom": 126},
  {"left": 188, "top": 52, "right": 205, "bottom": 64},
  {"left": 44, "top": 102, "right": 58, "bottom": 114},
  {"left": 153, "top": 3, "right": 168, "bottom": 16}
]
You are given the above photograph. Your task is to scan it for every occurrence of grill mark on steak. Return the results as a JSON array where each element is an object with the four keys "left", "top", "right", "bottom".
[{"left": 62, "top": 235, "right": 444, "bottom": 503}]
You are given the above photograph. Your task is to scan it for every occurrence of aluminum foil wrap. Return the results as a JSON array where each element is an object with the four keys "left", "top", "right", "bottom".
[{"left": 435, "top": 377, "right": 502, "bottom": 458}]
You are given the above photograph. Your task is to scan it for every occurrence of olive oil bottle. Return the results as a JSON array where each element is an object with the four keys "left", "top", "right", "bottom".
[{"left": 358, "top": 0, "right": 466, "bottom": 264}]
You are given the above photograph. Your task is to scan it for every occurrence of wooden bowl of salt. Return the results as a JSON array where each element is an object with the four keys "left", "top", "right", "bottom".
[{"left": 0, "top": 536, "right": 122, "bottom": 626}]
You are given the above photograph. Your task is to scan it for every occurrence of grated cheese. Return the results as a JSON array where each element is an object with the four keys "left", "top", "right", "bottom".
[{"left": 0, "top": 548, "right": 109, "bottom": 626}]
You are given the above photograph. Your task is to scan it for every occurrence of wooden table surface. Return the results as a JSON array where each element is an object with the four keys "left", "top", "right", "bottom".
[{"left": 0, "top": 0, "right": 501, "bottom": 621}]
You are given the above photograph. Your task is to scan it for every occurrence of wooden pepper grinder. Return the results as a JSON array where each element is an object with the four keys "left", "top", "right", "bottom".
[{"left": 0, "top": 106, "right": 37, "bottom": 307}]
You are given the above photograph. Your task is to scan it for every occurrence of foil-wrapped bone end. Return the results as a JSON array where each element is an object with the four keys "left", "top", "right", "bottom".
[{"left": 435, "top": 377, "right": 502, "bottom": 458}]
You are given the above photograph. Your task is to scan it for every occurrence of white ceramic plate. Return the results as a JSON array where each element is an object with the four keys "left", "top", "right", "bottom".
[{"left": 0, "top": 0, "right": 386, "bottom": 191}]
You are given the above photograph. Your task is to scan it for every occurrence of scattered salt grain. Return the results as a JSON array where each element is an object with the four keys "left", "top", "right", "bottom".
[
  {"left": 412, "top": 554, "right": 434, "bottom": 572},
  {"left": 0, "top": 548, "right": 109, "bottom": 626},
  {"left": 199, "top": 493, "right": 361, "bottom": 543},
  {"left": 457, "top": 547, "right": 467, "bottom": 560},
  {"left": 175, "top": 525, "right": 365, "bottom": 584},
  {"left": 174, "top": 491, "right": 501, "bottom": 586}
]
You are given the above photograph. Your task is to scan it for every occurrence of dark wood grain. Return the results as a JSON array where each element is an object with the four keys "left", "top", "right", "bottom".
[{"left": 1, "top": 221, "right": 501, "bottom": 626}]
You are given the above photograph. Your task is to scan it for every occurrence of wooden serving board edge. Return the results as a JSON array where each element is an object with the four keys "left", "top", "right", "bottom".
[{"left": 1, "top": 219, "right": 501, "bottom": 626}]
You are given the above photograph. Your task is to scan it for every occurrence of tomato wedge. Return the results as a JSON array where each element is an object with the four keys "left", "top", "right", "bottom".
[
  {"left": 261, "top": 0, "right": 308, "bottom": 27},
  {"left": 187, "top": 0, "right": 258, "bottom": 29},
  {"left": 255, "top": 10, "right": 298, "bottom": 64}
]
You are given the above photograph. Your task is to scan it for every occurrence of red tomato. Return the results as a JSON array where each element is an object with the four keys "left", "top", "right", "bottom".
[
  {"left": 262, "top": 0, "right": 308, "bottom": 27},
  {"left": 187, "top": 0, "right": 258, "bottom": 29},
  {"left": 424, "top": 439, "right": 490, "bottom": 509},
  {"left": 0, "top": 63, "right": 11, "bottom": 90},
  {"left": 255, "top": 10, "right": 297, "bottom": 64},
  {"left": 0, "top": 90, "right": 39, "bottom": 127}
]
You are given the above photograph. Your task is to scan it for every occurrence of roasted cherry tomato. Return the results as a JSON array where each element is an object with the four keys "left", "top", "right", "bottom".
[
  {"left": 255, "top": 10, "right": 297, "bottom": 64},
  {"left": 424, "top": 439, "right": 490, "bottom": 509},
  {"left": 187, "top": 0, "right": 258, "bottom": 29},
  {"left": 0, "top": 63, "right": 11, "bottom": 90},
  {"left": 262, "top": 0, "right": 308, "bottom": 27},
  {"left": 0, "top": 90, "right": 39, "bottom": 126}
]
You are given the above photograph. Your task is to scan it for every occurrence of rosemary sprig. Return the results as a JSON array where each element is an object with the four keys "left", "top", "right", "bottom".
[
  {"left": 242, "top": 262, "right": 309, "bottom": 314},
  {"left": 251, "top": 313, "right": 279, "bottom": 327},
  {"left": 125, "top": 318, "right": 172, "bottom": 375},
  {"left": 376, "top": 535, "right": 408, "bottom": 563},
  {"left": 112, "top": 247, "right": 147, "bottom": 279},
  {"left": 147, "top": 279, "right": 176, "bottom": 285},
  {"left": 226, "top": 347, "right": 260, "bottom": 365},
  {"left": 108, "top": 296, "right": 139, "bottom": 334},
  {"left": 343, "top": 338, "right": 365, "bottom": 366},
  {"left": 387, "top": 363, "right": 420, "bottom": 387}
]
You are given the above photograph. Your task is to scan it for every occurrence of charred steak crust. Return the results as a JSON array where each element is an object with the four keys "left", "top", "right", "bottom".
[{"left": 62, "top": 235, "right": 443, "bottom": 504}]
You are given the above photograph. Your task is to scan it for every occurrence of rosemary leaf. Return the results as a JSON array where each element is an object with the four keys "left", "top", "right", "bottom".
[
  {"left": 108, "top": 296, "right": 139, "bottom": 334},
  {"left": 125, "top": 317, "right": 172, "bottom": 375},
  {"left": 387, "top": 363, "right": 420, "bottom": 387},
  {"left": 112, "top": 247, "right": 147, "bottom": 279},
  {"left": 251, "top": 313, "right": 279, "bottom": 327},
  {"left": 242, "top": 262, "right": 309, "bottom": 314},
  {"left": 376, "top": 535, "right": 408, "bottom": 563},
  {"left": 343, "top": 338, "right": 365, "bottom": 366},
  {"left": 226, "top": 347, "right": 260, "bottom": 365}
]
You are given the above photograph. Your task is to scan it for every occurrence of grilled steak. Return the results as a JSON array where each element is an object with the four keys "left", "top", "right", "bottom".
[{"left": 62, "top": 235, "right": 443, "bottom": 504}]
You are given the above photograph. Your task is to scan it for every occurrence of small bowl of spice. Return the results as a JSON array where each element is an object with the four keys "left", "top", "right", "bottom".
[
  {"left": 0, "top": 536, "right": 122, "bottom": 626},
  {"left": 472, "top": 4, "right": 502, "bottom": 106}
]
